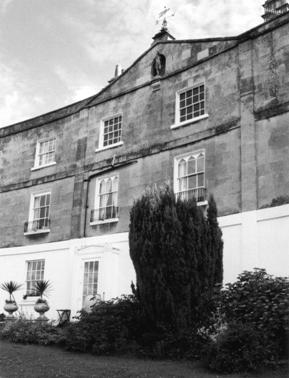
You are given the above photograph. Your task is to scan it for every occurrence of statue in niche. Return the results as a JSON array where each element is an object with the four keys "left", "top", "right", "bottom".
[{"left": 151, "top": 52, "right": 166, "bottom": 77}]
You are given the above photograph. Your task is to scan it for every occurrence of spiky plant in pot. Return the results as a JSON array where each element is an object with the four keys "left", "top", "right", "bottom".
[
  {"left": 1, "top": 281, "right": 22, "bottom": 317},
  {"left": 33, "top": 280, "right": 52, "bottom": 321}
]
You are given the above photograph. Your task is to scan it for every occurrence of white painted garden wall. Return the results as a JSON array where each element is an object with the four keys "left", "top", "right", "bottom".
[
  {"left": 0, "top": 205, "right": 288, "bottom": 321},
  {"left": 219, "top": 204, "right": 289, "bottom": 283}
]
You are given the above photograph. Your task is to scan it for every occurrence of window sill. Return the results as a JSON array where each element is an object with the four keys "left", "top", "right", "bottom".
[
  {"left": 171, "top": 114, "right": 209, "bottom": 130},
  {"left": 19, "top": 299, "right": 37, "bottom": 306},
  {"left": 197, "top": 200, "right": 208, "bottom": 207},
  {"left": 24, "top": 229, "right": 50, "bottom": 236},
  {"left": 90, "top": 218, "right": 119, "bottom": 226},
  {"left": 95, "top": 141, "right": 123, "bottom": 153},
  {"left": 31, "top": 162, "right": 56, "bottom": 171}
]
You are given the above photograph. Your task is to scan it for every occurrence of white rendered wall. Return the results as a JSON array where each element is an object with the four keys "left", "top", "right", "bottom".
[
  {"left": 219, "top": 204, "right": 289, "bottom": 283},
  {"left": 0, "top": 205, "right": 288, "bottom": 321},
  {"left": 0, "top": 233, "right": 135, "bottom": 321}
]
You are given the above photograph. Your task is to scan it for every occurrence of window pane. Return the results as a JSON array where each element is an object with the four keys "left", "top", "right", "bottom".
[
  {"left": 99, "top": 180, "right": 105, "bottom": 195},
  {"left": 198, "top": 173, "right": 205, "bottom": 187},
  {"left": 178, "top": 159, "right": 186, "bottom": 178},
  {"left": 187, "top": 156, "right": 196, "bottom": 174},
  {"left": 197, "top": 156, "right": 205, "bottom": 172},
  {"left": 178, "top": 178, "right": 187, "bottom": 193},
  {"left": 188, "top": 175, "right": 197, "bottom": 189}
]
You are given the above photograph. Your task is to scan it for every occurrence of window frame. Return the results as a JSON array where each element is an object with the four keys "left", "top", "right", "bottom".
[
  {"left": 96, "top": 113, "right": 123, "bottom": 152},
  {"left": 24, "top": 191, "right": 51, "bottom": 235},
  {"left": 25, "top": 259, "right": 45, "bottom": 297},
  {"left": 32, "top": 138, "right": 56, "bottom": 171},
  {"left": 90, "top": 175, "right": 119, "bottom": 225},
  {"left": 82, "top": 260, "right": 100, "bottom": 306},
  {"left": 171, "top": 83, "right": 209, "bottom": 129},
  {"left": 173, "top": 150, "right": 207, "bottom": 205}
]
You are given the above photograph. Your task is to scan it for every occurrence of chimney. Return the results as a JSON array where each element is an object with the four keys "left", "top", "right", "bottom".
[
  {"left": 114, "top": 64, "right": 122, "bottom": 78},
  {"left": 108, "top": 64, "right": 123, "bottom": 83},
  {"left": 262, "top": 0, "right": 289, "bottom": 22}
]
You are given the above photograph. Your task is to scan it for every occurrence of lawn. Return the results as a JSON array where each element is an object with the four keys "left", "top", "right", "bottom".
[{"left": 0, "top": 340, "right": 288, "bottom": 378}]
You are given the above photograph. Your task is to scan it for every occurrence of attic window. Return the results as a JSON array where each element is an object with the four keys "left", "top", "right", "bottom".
[{"left": 151, "top": 53, "right": 166, "bottom": 77}]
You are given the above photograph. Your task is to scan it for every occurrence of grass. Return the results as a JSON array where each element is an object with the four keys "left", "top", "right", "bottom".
[{"left": 0, "top": 340, "right": 288, "bottom": 378}]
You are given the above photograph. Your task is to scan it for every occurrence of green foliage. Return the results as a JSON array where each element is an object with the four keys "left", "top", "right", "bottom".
[
  {"left": 0, "top": 319, "right": 65, "bottom": 346},
  {"left": 65, "top": 295, "right": 140, "bottom": 355},
  {"left": 221, "top": 269, "right": 289, "bottom": 358},
  {"left": 260, "top": 195, "right": 289, "bottom": 209},
  {"left": 0, "top": 281, "right": 22, "bottom": 302},
  {"left": 207, "top": 269, "right": 289, "bottom": 373},
  {"left": 129, "top": 186, "right": 223, "bottom": 335},
  {"left": 33, "top": 280, "right": 52, "bottom": 299},
  {"left": 207, "top": 322, "right": 275, "bottom": 373}
]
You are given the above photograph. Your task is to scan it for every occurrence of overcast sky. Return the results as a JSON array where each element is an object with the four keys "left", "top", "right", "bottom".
[{"left": 0, "top": 0, "right": 264, "bottom": 128}]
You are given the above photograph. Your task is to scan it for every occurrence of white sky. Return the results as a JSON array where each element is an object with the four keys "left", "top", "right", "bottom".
[{"left": 0, "top": 0, "right": 264, "bottom": 128}]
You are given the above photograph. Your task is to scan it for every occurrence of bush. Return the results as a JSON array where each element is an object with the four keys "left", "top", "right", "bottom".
[
  {"left": 221, "top": 269, "right": 289, "bottom": 359},
  {"left": 65, "top": 295, "right": 141, "bottom": 355},
  {"left": 207, "top": 322, "right": 276, "bottom": 373},
  {"left": 0, "top": 319, "right": 65, "bottom": 345},
  {"left": 260, "top": 195, "right": 289, "bottom": 209},
  {"left": 207, "top": 269, "right": 289, "bottom": 373}
]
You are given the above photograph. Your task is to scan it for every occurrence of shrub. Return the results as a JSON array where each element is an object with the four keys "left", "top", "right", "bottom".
[
  {"left": 65, "top": 295, "right": 141, "bottom": 355},
  {"left": 260, "top": 195, "right": 289, "bottom": 209},
  {"left": 221, "top": 269, "right": 289, "bottom": 359},
  {"left": 207, "top": 322, "right": 276, "bottom": 373},
  {"left": 207, "top": 269, "right": 289, "bottom": 373},
  {"left": 0, "top": 319, "right": 65, "bottom": 345}
]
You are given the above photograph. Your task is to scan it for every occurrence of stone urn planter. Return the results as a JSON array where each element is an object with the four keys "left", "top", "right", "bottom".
[
  {"left": 34, "top": 299, "right": 50, "bottom": 321},
  {"left": 1, "top": 281, "right": 22, "bottom": 320},
  {"left": 4, "top": 301, "right": 18, "bottom": 318},
  {"left": 33, "top": 280, "right": 52, "bottom": 321}
]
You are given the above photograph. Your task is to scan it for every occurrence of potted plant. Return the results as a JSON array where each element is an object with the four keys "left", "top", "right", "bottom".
[
  {"left": 33, "top": 280, "right": 51, "bottom": 321},
  {"left": 1, "top": 281, "right": 22, "bottom": 318}
]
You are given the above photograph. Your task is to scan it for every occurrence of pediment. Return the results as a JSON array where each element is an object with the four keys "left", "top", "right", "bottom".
[{"left": 87, "top": 37, "right": 238, "bottom": 107}]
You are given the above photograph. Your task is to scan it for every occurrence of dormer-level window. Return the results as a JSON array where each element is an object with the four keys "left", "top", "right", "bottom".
[
  {"left": 97, "top": 115, "right": 123, "bottom": 151},
  {"left": 174, "top": 151, "right": 207, "bottom": 204},
  {"left": 171, "top": 84, "right": 208, "bottom": 129},
  {"left": 32, "top": 138, "right": 56, "bottom": 170}
]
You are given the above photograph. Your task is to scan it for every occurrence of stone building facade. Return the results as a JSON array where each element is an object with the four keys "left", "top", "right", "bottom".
[{"left": 0, "top": 9, "right": 289, "bottom": 319}]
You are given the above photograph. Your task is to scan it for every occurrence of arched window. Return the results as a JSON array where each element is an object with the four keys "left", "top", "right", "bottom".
[
  {"left": 175, "top": 152, "right": 206, "bottom": 203},
  {"left": 93, "top": 176, "right": 119, "bottom": 223}
]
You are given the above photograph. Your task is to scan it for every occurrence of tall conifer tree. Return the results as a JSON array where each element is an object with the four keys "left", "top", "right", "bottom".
[{"left": 129, "top": 186, "right": 223, "bottom": 334}]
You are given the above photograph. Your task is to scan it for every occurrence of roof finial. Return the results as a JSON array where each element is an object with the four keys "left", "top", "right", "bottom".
[
  {"left": 156, "top": 6, "right": 175, "bottom": 31},
  {"left": 162, "top": 17, "right": 168, "bottom": 31}
]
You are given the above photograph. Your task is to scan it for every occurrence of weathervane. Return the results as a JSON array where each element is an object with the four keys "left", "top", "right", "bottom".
[{"left": 156, "top": 6, "right": 175, "bottom": 30}]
